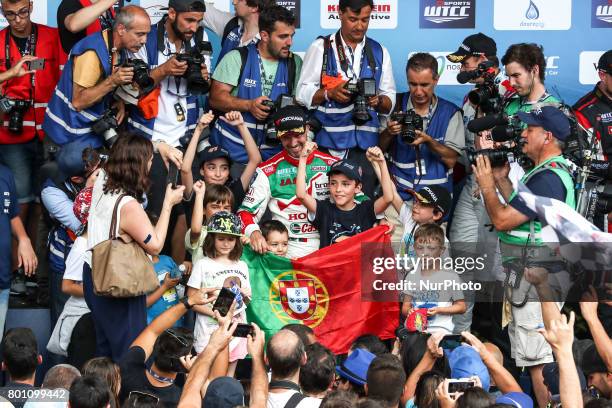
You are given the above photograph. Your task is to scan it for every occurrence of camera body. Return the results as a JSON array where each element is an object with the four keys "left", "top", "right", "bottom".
[
  {"left": 122, "top": 58, "right": 154, "bottom": 95},
  {"left": 391, "top": 109, "right": 423, "bottom": 144},
  {"left": 468, "top": 78, "right": 500, "bottom": 114},
  {"left": 345, "top": 78, "right": 377, "bottom": 125},
  {"left": 91, "top": 109, "right": 119, "bottom": 148},
  {"left": 467, "top": 147, "right": 521, "bottom": 168},
  {"left": 0, "top": 96, "right": 31, "bottom": 134},
  {"left": 175, "top": 41, "right": 213, "bottom": 95}
]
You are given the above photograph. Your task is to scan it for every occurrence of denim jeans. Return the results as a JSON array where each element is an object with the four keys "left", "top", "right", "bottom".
[
  {"left": 0, "top": 139, "right": 43, "bottom": 204},
  {"left": 0, "top": 288, "right": 10, "bottom": 343}
]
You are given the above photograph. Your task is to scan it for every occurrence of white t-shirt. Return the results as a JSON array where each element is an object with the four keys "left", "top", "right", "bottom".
[
  {"left": 267, "top": 391, "right": 321, "bottom": 408},
  {"left": 64, "top": 236, "right": 87, "bottom": 282}
]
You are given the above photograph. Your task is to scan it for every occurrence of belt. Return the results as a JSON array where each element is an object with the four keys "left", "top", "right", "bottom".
[{"left": 289, "top": 237, "right": 310, "bottom": 242}]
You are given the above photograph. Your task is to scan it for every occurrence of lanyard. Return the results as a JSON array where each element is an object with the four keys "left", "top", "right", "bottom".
[
  {"left": 4, "top": 24, "right": 37, "bottom": 97},
  {"left": 162, "top": 28, "right": 188, "bottom": 96},
  {"left": 334, "top": 31, "right": 360, "bottom": 79},
  {"left": 257, "top": 51, "right": 273, "bottom": 96}
]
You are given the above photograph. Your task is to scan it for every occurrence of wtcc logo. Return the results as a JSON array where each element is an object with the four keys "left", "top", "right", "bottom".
[
  {"left": 592, "top": 0, "right": 612, "bottom": 27},
  {"left": 493, "top": 0, "right": 571, "bottom": 30},
  {"left": 419, "top": 0, "right": 476, "bottom": 29},
  {"left": 320, "top": 0, "right": 397, "bottom": 29}
]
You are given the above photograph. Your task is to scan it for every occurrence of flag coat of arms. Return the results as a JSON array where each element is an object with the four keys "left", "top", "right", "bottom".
[{"left": 243, "top": 226, "right": 399, "bottom": 354}]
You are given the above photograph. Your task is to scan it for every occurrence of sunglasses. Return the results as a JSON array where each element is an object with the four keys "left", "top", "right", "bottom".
[
  {"left": 128, "top": 391, "right": 159, "bottom": 406},
  {"left": 165, "top": 328, "right": 190, "bottom": 348}
]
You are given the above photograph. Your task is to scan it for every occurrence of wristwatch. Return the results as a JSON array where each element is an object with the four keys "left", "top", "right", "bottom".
[{"left": 180, "top": 297, "right": 193, "bottom": 309}]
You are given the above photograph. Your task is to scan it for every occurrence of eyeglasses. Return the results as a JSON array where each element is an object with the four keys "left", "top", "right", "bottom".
[
  {"left": 2, "top": 7, "right": 30, "bottom": 21},
  {"left": 165, "top": 328, "right": 190, "bottom": 348},
  {"left": 128, "top": 391, "right": 160, "bottom": 407}
]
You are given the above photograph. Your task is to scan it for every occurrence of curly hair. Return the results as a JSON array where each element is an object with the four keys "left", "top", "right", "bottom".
[
  {"left": 103, "top": 133, "right": 153, "bottom": 203},
  {"left": 501, "top": 43, "right": 546, "bottom": 82}
]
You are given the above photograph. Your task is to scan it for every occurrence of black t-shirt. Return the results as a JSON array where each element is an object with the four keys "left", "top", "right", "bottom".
[
  {"left": 228, "top": 178, "right": 245, "bottom": 212},
  {"left": 119, "top": 346, "right": 182, "bottom": 408},
  {"left": 311, "top": 199, "right": 377, "bottom": 248},
  {"left": 57, "top": 0, "right": 113, "bottom": 54},
  {"left": 509, "top": 169, "right": 567, "bottom": 220},
  {"left": 10, "top": 33, "right": 27, "bottom": 54}
]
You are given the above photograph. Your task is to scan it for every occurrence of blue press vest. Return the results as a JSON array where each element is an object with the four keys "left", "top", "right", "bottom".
[
  {"left": 43, "top": 31, "right": 113, "bottom": 147},
  {"left": 313, "top": 36, "right": 384, "bottom": 150},
  {"left": 126, "top": 24, "right": 199, "bottom": 140},
  {"left": 210, "top": 43, "right": 291, "bottom": 163},
  {"left": 390, "top": 93, "right": 460, "bottom": 201},
  {"left": 218, "top": 25, "right": 241, "bottom": 63},
  {"left": 41, "top": 179, "right": 74, "bottom": 274}
]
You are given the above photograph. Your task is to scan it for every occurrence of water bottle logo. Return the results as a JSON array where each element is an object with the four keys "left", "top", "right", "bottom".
[{"left": 525, "top": 0, "right": 540, "bottom": 20}]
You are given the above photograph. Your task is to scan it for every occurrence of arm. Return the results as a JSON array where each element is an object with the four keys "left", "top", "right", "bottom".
[
  {"left": 401, "top": 298, "right": 413, "bottom": 316},
  {"left": 186, "top": 286, "right": 215, "bottom": 317},
  {"left": 238, "top": 168, "right": 272, "bottom": 254},
  {"left": 430, "top": 299, "right": 466, "bottom": 316},
  {"left": 10, "top": 216, "right": 37, "bottom": 276},
  {"left": 295, "top": 142, "right": 318, "bottom": 214},
  {"left": 375, "top": 46, "right": 396, "bottom": 115},
  {"left": 581, "top": 287, "right": 612, "bottom": 370},
  {"left": 0, "top": 55, "right": 36, "bottom": 84},
  {"left": 72, "top": 66, "right": 133, "bottom": 111},
  {"left": 189, "top": 181, "right": 206, "bottom": 245},
  {"left": 209, "top": 80, "right": 270, "bottom": 121},
  {"left": 181, "top": 111, "right": 215, "bottom": 198},
  {"left": 402, "top": 333, "right": 444, "bottom": 403},
  {"left": 367, "top": 147, "right": 394, "bottom": 214},
  {"left": 61, "top": 280, "right": 84, "bottom": 297},
  {"left": 370, "top": 153, "right": 403, "bottom": 213},
  {"left": 523, "top": 267, "right": 562, "bottom": 327},
  {"left": 413, "top": 130, "right": 460, "bottom": 170},
  {"left": 41, "top": 186, "right": 82, "bottom": 232},
  {"left": 149, "top": 57, "right": 188, "bottom": 87},
  {"left": 247, "top": 324, "right": 268, "bottom": 408},
  {"left": 146, "top": 274, "right": 180, "bottom": 307},
  {"left": 63, "top": 0, "right": 116, "bottom": 33}
]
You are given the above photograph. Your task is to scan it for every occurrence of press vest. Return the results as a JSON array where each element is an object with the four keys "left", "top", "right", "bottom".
[
  {"left": 41, "top": 178, "right": 77, "bottom": 273},
  {"left": 209, "top": 43, "right": 294, "bottom": 163},
  {"left": 390, "top": 93, "right": 460, "bottom": 201},
  {"left": 0, "top": 25, "right": 61, "bottom": 144},
  {"left": 43, "top": 30, "right": 113, "bottom": 147},
  {"left": 313, "top": 35, "right": 384, "bottom": 151},
  {"left": 218, "top": 17, "right": 241, "bottom": 62}
]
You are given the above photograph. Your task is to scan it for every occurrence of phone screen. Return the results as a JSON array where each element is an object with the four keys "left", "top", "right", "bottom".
[
  {"left": 448, "top": 381, "right": 475, "bottom": 393},
  {"left": 233, "top": 323, "right": 254, "bottom": 338},
  {"left": 167, "top": 162, "right": 179, "bottom": 188},
  {"left": 440, "top": 334, "right": 463, "bottom": 350},
  {"left": 29, "top": 59, "right": 45, "bottom": 70},
  {"left": 212, "top": 287, "right": 236, "bottom": 317}
]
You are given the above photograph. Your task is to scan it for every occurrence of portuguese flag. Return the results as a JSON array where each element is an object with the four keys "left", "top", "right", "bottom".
[{"left": 244, "top": 226, "right": 399, "bottom": 354}]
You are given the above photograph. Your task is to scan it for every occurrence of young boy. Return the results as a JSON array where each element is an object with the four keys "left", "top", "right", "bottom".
[
  {"left": 260, "top": 220, "right": 289, "bottom": 257},
  {"left": 296, "top": 142, "right": 394, "bottom": 248},
  {"left": 401, "top": 224, "right": 466, "bottom": 334}
]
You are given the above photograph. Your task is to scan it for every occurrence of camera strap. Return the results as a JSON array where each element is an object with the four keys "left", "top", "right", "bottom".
[
  {"left": 3, "top": 24, "right": 37, "bottom": 101},
  {"left": 333, "top": 31, "right": 377, "bottom": 81}
]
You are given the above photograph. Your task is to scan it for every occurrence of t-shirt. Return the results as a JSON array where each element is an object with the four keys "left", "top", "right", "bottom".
[
  {"left": 228, "top": 178, "right": 246, "bottom": 212},
  {"left": 57, "top": 0, "right": 114, "bottom": 54},
  {"left": 0, "top": 165, "right": 18, "bottom": 289},
  {"left": 10, "top": 34, "right": 27, "bottom": 54},
  {"left": 267, "top": 391, "right": 321, "bottom": 408},
  {"left": 398, "top": 203, "right": 449, "bottom": 259},
  {"left": 72, "top": 30, "right": 109, "bottom": 88},
  {"left": 184, "top": 228, "right": 207, "bottom": 265},
  {"left": 403, "top": 268, "right": 464, "bottom": 334},
  {"left": 310, "top": 199, "right": 377, "bottom": 248},
  {"left": 0, "top": 382, "right": 33, "bottom": 408},
  {"left": 212, "top": 48, "right": 303, "bottom": 97},
  {"left": 509, "top": 169, "right": 567, "bottom": 220},
  {"left": 148, "top": 255, "right": 184, "bottom": 327},
  {"left": 119, "top": 346, "right": 182, "bottom": 408},
  {"left": 63, "top": 236, "right": 87, "bottom": 282}
]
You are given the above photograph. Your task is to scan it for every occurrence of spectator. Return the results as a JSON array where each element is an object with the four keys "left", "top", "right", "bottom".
[
  {"left": 413, "top": 371, "right": 444, "bottom": 408},
  {"left": 118, "top": 285, "right": 215, "bottom": 407},
  {"left": 319, "top": 390, "right": 358, "bottom": 408},
  {"left": 348, "top": 334, "right": 387, "bottom": 357},
  {"left": 0, "top": 165, "right": 36, "bottom": 341},
  {"left": 495, "top": 392, "right": 534, "bottom": 408},
  {"left": 296, "top": 0, "right": 396, "bottom": 198},
  {"left": 209, "top": 5, "right": 302, "bottom": 164},
  {"left": 283, "top": 323, "right": 316, "bottom": 346},
  {"left": 84, "top": 134, "right": 185, "bottom": 359},
  {"left": 82, "top": 358, "right": 121, "bottom": 408},
  {"left": 69, "top": 376, "right": 111, "bottom": 408},
  {"left": 454, "top": 387, "right": 492, "bottom": 408},
  {"left": 57, "top": 0, "right": 118, "bottom": 54},
  {"left": 365, "top": 354, "right": 406, "bottom": 408},
  {"left": 296, "top": 144, "right": 393, "bottom": 248},
  {"left": 41, "top": 364, "right": 81, "bottom": 390},
  {"left": 266, "top": 329, "right": 320, "bottom": 407},
  {"left": 43, "top": 6, "right": 150, "bottom": 148},
  {"left": 0, "top": 328, "right": 40, "bottom": 407},
  {"left": 300, "top": 343, "right": 335, "bottom": 399},
  {"left": 447, "top": 346, "right": 490, "bottom": 392},
  {"left": 582, "top": 344, "right": 612, "bottom": 399},
  {"left": 0, "top": 0, "right": 62, "bottom": 253},
  {"left": 202, "top": 377, "right": 245, "bottom": 408},
  {"left": 542, "top": 362, "right": 587, "bottom": 406},
  {"left": 336, "top": 348, "right": 376, "bottom": 398},
  {"left": 581, "top": 286, "right": 612, "bottom": 372},
  {"left": 261, "top": 220, "right": 289, "bottom": 258}
]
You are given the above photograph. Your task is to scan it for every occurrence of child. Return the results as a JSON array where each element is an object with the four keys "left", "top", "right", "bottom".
[
  {"left": 181, "top": 110, "right": 261, "bottom": 211},
  {"left": 401, "top": 224, "right": 466, "bottom": 334},
  {"left": 186, "top": 183, "right": 234, "bottom": 264},
  {"left": 187, "top": 211, "right": 251, "bottom": 376},
  {"left": 260, "top": 220, "right": 289, "bottom": 257},
  {"left": 296, "top": 142, "right": 394, "bottom": 248}
]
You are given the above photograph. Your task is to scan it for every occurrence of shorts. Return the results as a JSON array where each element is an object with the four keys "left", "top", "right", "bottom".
[{"left": 0, "top": 139, "right": 43, "bottom": 204}]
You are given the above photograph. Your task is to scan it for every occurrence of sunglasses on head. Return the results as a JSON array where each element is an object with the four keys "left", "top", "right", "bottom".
[{"left": 128, "top": 391, "right": 159, "bottom": 407}]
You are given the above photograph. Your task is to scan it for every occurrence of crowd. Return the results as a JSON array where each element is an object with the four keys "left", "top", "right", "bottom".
[{"left": 0, "top": 0, "right": 610, "bottom": 407}]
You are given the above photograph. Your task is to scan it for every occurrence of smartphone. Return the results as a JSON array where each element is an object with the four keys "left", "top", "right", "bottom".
[
  {"left": 28, "top": 58, "right": 45, "bottom": 70},
  {"left": 447, "top": 379, "right": 475, "bottom": 394},
  {"left": 440, "top": 334, "right": 463, "bottom": 350},
  {"left": 233, "top": 323, "right": 254, "bottom": 338},
  {"left": 212, "top": 287, "right": 236, "bottom": 317},
  {"left": 167, "top": 162, "right": 179, "bottom": 188}
]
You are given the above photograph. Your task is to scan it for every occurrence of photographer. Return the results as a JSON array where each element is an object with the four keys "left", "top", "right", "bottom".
[
  {"left": 573, "top": 50, "right": 612, "bottom": 232},
  {"left": 379, "top": 53, "right": 464, "bottom": 208},
  {"left": 472, "top": 105, "right": 575, "bottom": 408},
  {"left": 43, "top": 5, "right": 151, "bottom": 148},
  {"left": 296, "top": 0, "right": 395, "bottom": 198},
  {"left": 57, "top": 0, "right": 119, "bottom": 55},
  {"left": 0, "top": 0, "right": 62, "bottom": 253},
  {"left": 209, "top": 5, "right": 302, "bottom": 167}
]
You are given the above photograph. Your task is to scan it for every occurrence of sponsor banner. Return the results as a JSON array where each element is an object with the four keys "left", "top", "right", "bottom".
[
  {"left": 419, "top": 0, "right": 476, "bottom": 29},
  {"left": 545, "top": 55, "right": 560, "bottom": 77},
  {"left": 408, "top": 51, "right": 470, "bottom": 86},
  {"left": 320, "top": 0, "right": 397, "bottom": 29},
  {"left": 277, "top": 0, "right": 301, "bottom": 28},
  {"left": 592, "top": 0, "right": 612, "bottom": 28},
  {"left": 0, "top": 0, "right": 47, "bottom": 28},
  {"left": 579, "top": 51, "right": 605, "bottom": 85},
  {"left": 140, "top": 0, "right": 230, "bottom": 24},
  {"left": 493, "top": 0, "right": 571, "bottom": 30}
]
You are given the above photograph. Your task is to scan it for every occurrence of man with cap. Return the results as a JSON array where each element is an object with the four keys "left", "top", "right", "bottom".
[
  {"left": 237, "top": 105, "right": 340, "bottom": 258},
  {"left": 573, "top": 50, "right": 612, "bottom": 232},
  {"left": 336, "top": 348, "right": 376, "bottom": 398},
  {"left": 582, "top": 344, "right": 612, "bottom": 399},
  {"left": 473, "top": 105, "right": 575, "bottom": 408}
]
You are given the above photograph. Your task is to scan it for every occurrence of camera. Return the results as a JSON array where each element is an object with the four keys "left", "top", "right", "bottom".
[
  {"left": 91, "top": 109, "right": 119, "bottom": 148},
  {"left": 467, "top": 147, "right": 522, "bottom": 168},
  {"left": 468, "top": 78, "right": 500, "bottom": 114},
  {"left": 345, "top": 78, "right": 377, "bottom": 125},
  {"left": 122, "top": 58, "right": 154, "bottom": 95},
  {"left": 0, "top": 96, "right": 31, "bottom": 134},
  {"left": 175, "top": 41, "right": 213, "bottom": 95},
  {"left": 391, "top": 109, "right": 423, "bottom": 144},
  {"left": 263, "top": 94, "right": 295, "bottom": 144}
]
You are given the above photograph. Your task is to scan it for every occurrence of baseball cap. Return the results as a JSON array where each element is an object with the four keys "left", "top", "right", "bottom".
[
  {"left": 57, "top": 139, "right": 96, "bottom": 179},
  {"left": 206, "top": 211, "right": 243, "bottom": 236},
  {"left": 582, "top": 344, "right": 608, "bottom": 376},
  {"left": 597, "top": 50, "right": 612, "bottom": 75},
  {"left": 198, "top": 145, "right": 232, "bottom": 167},
  {"left": 517, "top": 105, "right": 571, "bottom": 141},
  {"left": 327, "top": 159, "right": 363, "bottom": 183},
  {"left": 495, "top": 392, "right": 534, "bottom": 408},
  {"left": 408, "top": 185, "right": 451, "bottom": 215},
  {"left": 446, "top": 33, "right": 497, "bottom": 63},
  {"left": 543, "top": 362, "right": 587, "bottom": 402},
  {"left": 203, "top": 377, "right": 244, "bottom": 408},
  {"left": 162, "top": 0, "right": 206, "bottom": 12},
  {"left": 336, "top": 348, "right": 376, "bottom": 386},
  {"left": 448, "top": 345, "right": 490, "bottom": 392},
  {"left": 273, "top": 105, "right": 308, "bottom": 138}
]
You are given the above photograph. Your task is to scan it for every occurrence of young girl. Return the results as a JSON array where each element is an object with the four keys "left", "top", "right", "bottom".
[{"left": 187, "top": 211, "right": 251, "bottom": 376}]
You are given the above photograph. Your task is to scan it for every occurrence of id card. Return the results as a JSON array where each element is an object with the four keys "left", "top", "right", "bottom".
[
  {"left": 415, "top": 159, "right": 427, "bottom": 177},
  {"left": 174, "top": 103, "right": 186, "bottom": 122}
]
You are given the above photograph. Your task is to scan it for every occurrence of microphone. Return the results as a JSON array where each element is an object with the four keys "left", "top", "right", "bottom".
[
  {"left": 457, "top": 70, "right": 477, "bottom": 84},
  {"left": 467, "top": 114, "right": 508, "bottom": 133}
]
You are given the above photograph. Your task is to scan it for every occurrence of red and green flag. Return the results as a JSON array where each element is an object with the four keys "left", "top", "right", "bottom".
[{"left": 244, "top": 226, "right": 399, "bottom": 355}]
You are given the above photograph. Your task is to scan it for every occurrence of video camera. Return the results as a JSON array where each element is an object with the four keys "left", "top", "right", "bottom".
[
  {"left": 176, "top": 41, "right": 213, "bottom": 95},
  {"left": 0, "top": 96, "right": 30, "bottom": 134},
  {"left": 345, "top": 78, "right": 377, "bottom": 125},
  {"left": 91, "top": 108, "right": 119, "bottom": 148},
  {"left": 457, "top": 61, "right": 501, "bottom": 114},
  {"left": 122, "top": 58, "right": 155, "bottom": 95},
  {"left": 391, "top": 109, "right": 423, "bottom": 144}
]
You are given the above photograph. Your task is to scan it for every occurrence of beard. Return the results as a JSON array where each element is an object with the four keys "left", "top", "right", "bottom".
[{"left": 171, "top": 19, "right": 192, "bottom": 42}]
